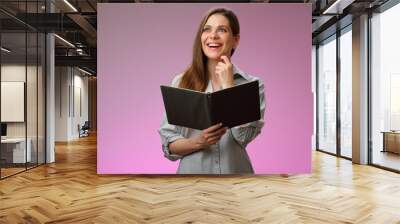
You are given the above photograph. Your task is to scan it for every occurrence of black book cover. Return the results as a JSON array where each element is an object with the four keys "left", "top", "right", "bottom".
[{"left": 161, "top": 80, "right": 260, "bottom": 130}]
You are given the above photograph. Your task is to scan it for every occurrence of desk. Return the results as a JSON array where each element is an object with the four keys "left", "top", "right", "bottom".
[
  {"left": 1, "top": 138, "right": 32, "bottom": 163},
  {"left": 382, "top": 131, "right": 400, "bottom": 154}
]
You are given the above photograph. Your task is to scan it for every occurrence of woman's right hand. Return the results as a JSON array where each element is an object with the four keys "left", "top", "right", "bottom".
[{"left": 192, "top": 123, "right": 227, "bottom": 149}]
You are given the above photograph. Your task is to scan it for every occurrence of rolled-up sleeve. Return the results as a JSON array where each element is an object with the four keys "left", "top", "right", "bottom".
[
  {"left": 158, "top": 74, "right": 185, "bottom": 161},
  {"left": 230, "top": 79, "right": 266, "bottom": 148},
  {"left": 158, "top": 114, "right": 184, "bottom": 161}
]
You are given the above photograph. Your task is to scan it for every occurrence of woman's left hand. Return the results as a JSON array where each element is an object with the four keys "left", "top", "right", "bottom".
[{"left": 215, "top": 55, "right": 234, "bottom": 89}]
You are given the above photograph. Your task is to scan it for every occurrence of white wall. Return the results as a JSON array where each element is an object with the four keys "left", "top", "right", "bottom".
[
  {"left": 1, "top": 65, "right": 26, "bottom": 129},
  {"left": 55, "top": 67, "right": 89, "bottom": 141},
  {"left": 55, "top": 66, "right": 69, "bottom": 141},
  {"left": 1, "top": 65, "right": 41, "bottom": 137},
  {"left": 1, "top": 63, "right": 46, "bottom": 164},
  {"left": 72, "top": 73, "right": 89, "bottom": 137}
]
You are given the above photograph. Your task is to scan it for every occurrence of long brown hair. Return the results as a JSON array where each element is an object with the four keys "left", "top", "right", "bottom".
[{"left": 179, "top": 8, "right": 240, "bottom": 91}]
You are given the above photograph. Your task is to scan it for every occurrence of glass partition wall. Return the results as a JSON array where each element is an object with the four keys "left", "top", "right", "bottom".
[
  {"left": 0, "top": 1, "right": 46, "bottom": 179},
  {"left": 317, "top": 35, "right": 337, "bottom": 155},
  {"left": 316, "top": 0, "right": 400, "bottom": 172},
  {"left": 316, "top": 26, "right": 353, "bottom": 159},
  {"left": 339, "top": 27, "right": 352, "bottom": 159},
  {"left": 370, "top": 2, "right": 400, "bottom": 172}
]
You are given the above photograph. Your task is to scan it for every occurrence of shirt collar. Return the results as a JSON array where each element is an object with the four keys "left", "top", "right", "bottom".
[{"left": 232, "top": 64, "right": 251, "bottom": 81}]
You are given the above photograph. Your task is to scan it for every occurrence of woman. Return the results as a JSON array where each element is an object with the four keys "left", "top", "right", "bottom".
[{"left": 158, "top": 8, "right": 265, "bottom": 174}]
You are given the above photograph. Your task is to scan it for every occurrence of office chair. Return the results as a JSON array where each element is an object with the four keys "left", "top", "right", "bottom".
[{"left": 79, "top": 121, "right": 90, "bottom": 138}]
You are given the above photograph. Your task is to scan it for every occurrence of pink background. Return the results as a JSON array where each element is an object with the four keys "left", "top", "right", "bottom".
[{"left": 98, "top": 3, "right": 312, "bottom": 174}]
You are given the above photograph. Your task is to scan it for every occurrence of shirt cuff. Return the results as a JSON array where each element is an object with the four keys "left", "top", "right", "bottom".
[
  {"left": 230, "top": 121, "right": 263, "bottom": 148},
  {"left": 162, "top": 135, "right": 184, "bottom": 161}
]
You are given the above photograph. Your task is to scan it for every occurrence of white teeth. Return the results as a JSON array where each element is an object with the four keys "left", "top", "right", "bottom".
[{"left": 207, "top": 43, "right": 221, "bottom": 47}]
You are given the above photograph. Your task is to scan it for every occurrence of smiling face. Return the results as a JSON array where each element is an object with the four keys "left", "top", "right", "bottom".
[{"left": 201, "top": 14, "right": 240, "bottom": 61}]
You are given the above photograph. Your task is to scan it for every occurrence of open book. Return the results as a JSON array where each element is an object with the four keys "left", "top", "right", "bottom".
[{"left": 161, "top": 80, "right": 261, "bottom": 130}]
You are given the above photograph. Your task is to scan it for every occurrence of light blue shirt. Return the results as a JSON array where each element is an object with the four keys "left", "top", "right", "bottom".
[{"left": 158, "top": 64, "right": 266, "bottom": 174}]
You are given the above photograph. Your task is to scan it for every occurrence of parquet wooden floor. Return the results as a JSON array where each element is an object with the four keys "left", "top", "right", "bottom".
[
  {"left": 1, "top": 134, "right": 400, "bottom": 223},
  {"left": 1, "top": 167, "right": 26, "bottom": 178}
]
